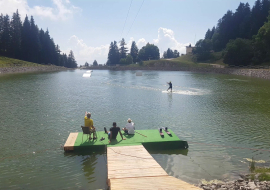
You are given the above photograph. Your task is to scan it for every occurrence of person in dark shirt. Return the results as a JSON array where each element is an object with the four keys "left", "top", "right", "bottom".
[
  {"left": 167, "top": 81, "right": 172, "bottom": 92},
  {"left": 104, "top": 122, "right": 126, "bottom": 143}
]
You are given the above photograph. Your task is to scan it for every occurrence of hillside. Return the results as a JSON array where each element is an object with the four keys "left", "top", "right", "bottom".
[
  {"left": 143, "top": 53, "right": 225, "bottom": 68},
  {"left": 0, "top": 56, "right": 68, "bottom": 74},
  {"left": 0, "top": 56, "right": 43, "bottom": 68}
]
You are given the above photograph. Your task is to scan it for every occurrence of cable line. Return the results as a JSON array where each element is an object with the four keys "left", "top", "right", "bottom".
[
  {"left": 126, "top": 0, "right": 145, "bottom": 37},
  {"left": 121, "top": 0, "right": 133, "bottom": 39}
]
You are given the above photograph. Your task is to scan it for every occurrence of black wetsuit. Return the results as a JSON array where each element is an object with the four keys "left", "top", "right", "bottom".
[{"left": 168, "top": 82, "right": 172, "bottom": 91}]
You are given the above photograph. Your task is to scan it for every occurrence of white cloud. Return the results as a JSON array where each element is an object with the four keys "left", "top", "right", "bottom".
[
  {"left": 137, "top": 38, "right": 147, "bottom": 49},
  {"left": 66, "top": 28, "right": 193, "bottom": 65},
  {"left": 0, "top": 0, "right": 81, "bottom": 21},
  {"left": 153, "top": 27, "right": 192, "bottom": 55},
  {"left": 65, "top": 35, "right": 110, "bottom": 66}
]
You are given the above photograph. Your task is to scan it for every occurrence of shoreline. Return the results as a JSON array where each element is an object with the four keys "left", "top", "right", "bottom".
[
  {"left": 86, "top": 66, "right": 270, "bottom": 80},
  {"left": 0, "top": 65, "right": 70, "bottom": 75},
  {"left": 2, "top": 65, "right": 270, "bottom": 81},
  {"left": 197, "top": 175, "right": 270, "bottom": 190}
]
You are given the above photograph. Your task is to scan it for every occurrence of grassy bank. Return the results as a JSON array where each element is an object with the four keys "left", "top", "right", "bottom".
[
  {"left": 249, "top": 158, "right": 270, "bottom": 181},
  {"left": 142, "top": 53, "right": 225, "bottom": 68},
  {"left": 0, "top": 56, "right": 43, "bottom": 68},
  {"left": 0, "top": 56, "right": 68, "bottom": 74}
]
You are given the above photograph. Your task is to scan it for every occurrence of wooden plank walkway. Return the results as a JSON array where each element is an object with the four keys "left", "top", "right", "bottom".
[
  {"left": 107, "top": 145, "right": 200, "bottom": 190},
  {"left": 64, "top": 132, "right": 78, "bottom": 151}
]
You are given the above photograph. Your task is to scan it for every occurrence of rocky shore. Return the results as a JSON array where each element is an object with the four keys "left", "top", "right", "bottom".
[
  {"left": 88, "top": 66, "right": 270, "bottom": 80},
  {"left": 199, "top": 178, "right": 270, "bottom": 190},
  {"left": 0, "top": 65, "right": 69, "bottom": 74}
]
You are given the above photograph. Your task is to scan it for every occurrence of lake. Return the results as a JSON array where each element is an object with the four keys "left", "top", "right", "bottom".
[{"left": 0, "top": 69, "right": 270, "bottom": 189}]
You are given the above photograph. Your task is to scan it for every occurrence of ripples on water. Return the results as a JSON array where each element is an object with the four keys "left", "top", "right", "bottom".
[{"left": 0, "top": 70, "right": 270, "bottom": 188}]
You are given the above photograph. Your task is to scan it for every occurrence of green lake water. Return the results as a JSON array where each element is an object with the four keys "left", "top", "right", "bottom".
[{"left": 0, "top": 69, "right": 270, "bottom": 189}]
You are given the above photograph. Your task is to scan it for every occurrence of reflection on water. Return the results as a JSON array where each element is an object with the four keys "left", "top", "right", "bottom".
[{"left": 1, "top": 70, "right": 270, "bottom": 188}]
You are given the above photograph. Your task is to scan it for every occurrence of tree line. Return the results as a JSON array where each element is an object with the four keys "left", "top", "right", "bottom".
[
  {"left": 107, "top": 38, "right": 160, "bottom": 66},
  {"left": 193, "top": 0, "right": 270, "bottom": 66},
  {"left": 0, "top": 10, "right": 77, "bottom": 68},
  {"left": 105, "top": 38, "right": 180, "bottom": 66},
  {"left": 163, "top": 48, "right": 180, "bottom": 59}
]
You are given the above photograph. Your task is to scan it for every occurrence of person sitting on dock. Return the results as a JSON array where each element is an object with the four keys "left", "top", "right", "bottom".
[
  {"left": 104, "top": 122, "right": 126, "bottom": 143},
  {"left": 84, "top": 111, "right": 96, "bottom": 140},
  {"left": 122, "top": 118, "right": 135, "bottom": 135}
]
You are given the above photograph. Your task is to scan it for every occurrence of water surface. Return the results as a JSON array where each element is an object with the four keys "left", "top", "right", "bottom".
[{"left": 0, "top": 70, "right": 270, "bottom": 189}]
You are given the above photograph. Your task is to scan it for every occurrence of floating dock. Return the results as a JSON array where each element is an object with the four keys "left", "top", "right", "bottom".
[
  {"left": 107, "top": 145, "right": 200, "bottom": 190},
  {"left": 64, "top": 129, "right": 188, "bottom": 151},
  {"left": 64, "top": 129, "right": 198, "bottom": 189}
]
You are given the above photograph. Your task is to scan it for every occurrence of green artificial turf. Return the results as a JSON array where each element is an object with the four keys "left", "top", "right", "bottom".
[{"left": 73, "top": 129, "right": 188, "bottom": 151}]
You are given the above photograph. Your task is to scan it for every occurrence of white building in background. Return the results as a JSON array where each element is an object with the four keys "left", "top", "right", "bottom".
[{"left": 186, "top": 44, "right": 196, "bottom": 54}]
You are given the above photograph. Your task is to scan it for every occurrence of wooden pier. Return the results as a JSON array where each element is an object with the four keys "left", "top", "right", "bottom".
[{"left": 107, "top": 145, "right": 200, "bottom": 190}]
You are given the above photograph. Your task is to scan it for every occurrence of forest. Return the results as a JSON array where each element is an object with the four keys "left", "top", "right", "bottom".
[
  {"left": 105, "top": 38, "right": 179, "bottom": 66},
  {"left": 193, "top": 0, "right": 270, "bottom": 66},
  {"left": 0, "top": 10, "right": 77, "bottom": 68}
]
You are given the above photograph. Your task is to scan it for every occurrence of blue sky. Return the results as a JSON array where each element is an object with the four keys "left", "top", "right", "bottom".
[{"left": 0, "top": 0, "right": 257, "bottom": 65}]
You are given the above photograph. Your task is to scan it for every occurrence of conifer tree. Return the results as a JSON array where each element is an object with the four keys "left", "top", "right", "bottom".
[
  {"left": 29, "top": 16, "right": 40, "bottom": 63},
  {"left": 173, "top": 50, "right": 179, "bottom": 58},
  {"left": 130, "top": 41, "right": 138, "bottom": 63},
  {"left": 205, "top": 29, "right": 212, "bottom": 39},
  {"left": 21, "top": 15, "right": 31, "bottom": 61},
  {"left": 0, "top": 14, "right": 3, "bottom": 54},
  {"left": 107, "top": 41, "right": 120, "bottom": 65},
  {"left": 119, "top": 38, "right": 128, "bottom": 59},
  {"left": 1, "top": 15, "right": 11, "bottom": 56},
  {"left": 10, "top": 10, "right": 22, "bottom": 58},
  {"left": 93, "top": 60, "right": 98, "bottom": 66},
  {"left": 67, "top": 50, "right": 77, "bottom": 68},
  {"left": 163, "top": 51, "right": 167, "bottom": 59},
  {"left": 166, "top": 48, "right": 174, "bottom": 58}
]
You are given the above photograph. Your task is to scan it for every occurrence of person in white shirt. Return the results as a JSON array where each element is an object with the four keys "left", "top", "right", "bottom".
[{"left": 122, "top": 118, "right": 135, "bottom": 135}]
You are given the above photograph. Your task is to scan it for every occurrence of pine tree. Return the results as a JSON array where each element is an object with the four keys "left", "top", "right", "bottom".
[
  {"left": 250, "top": 0, "right": 262, "bottom": 37},
  {"left": 0, "top": 14, "right": 3, "bottom": 54},
  {"left": 210, "top": 27, "right": 216, "bottom": 38},
  {"left": 166, "top": 48, "right": 174, "bottom": 58},
  {"left": 107, "top": 41, "right": 120, "bottom": 65},
  {"left": 10, "top": 10, "right": 22, "bottom": 58},
  {"left": 67, "top": 50, "right": 77, "bottom": 68},
  {"left": 130, "top": 41, "right": 138, "bottom": 63},
  {"left": 163, "top": 51, "right": 167, "bottom": 58},
  {"left": 0, "top": 15, "right": 11, "bottom": 56},
  {"left": 119, "top": 38, "right": 128, "bottom": 59},
  {"left": 173, "top": 50, "right": 179, "bottom": 58},
  {"left": 205, "top": 29, "right": 212, "bottom": 39},
  {"left": 93, "top": 60, "right": 98, "bottom": 66},
  {"left": 29, "top": 16, "right": 40, "bottom": 63},
  {"left": 21, "top": 15, "right": 31, "bottom": 61},
  {"left": 55, "top": 44, "right": 61, "bottom": 66},
  {"left": 38, "top": 28, "right": 46, "bottom": 64},
  {"left": 107, "top": 42, "right": 114, "bottom": 66}
]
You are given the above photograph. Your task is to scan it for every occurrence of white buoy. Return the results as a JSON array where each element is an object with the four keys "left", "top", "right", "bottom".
[
  {"left": 83, "top": 73, "right": 91, "bottom": 77},
  {"left": 86, "top": 70, "right": 92, "bottom": 73}
]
